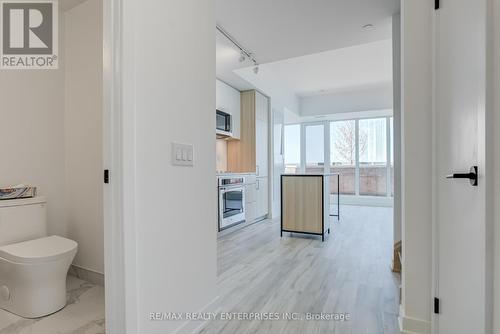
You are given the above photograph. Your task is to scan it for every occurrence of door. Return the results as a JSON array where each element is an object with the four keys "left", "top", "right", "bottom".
[{"left": 435, "top": 0, "right": 488, "bottom": 333}]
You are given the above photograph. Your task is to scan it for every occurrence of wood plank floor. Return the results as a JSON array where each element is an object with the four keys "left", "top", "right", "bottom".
[{"left": 199, "top": 205, "right": 401, "bottom": 334}]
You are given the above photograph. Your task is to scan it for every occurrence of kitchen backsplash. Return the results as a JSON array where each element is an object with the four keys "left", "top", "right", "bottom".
[{"left": 216, "top": 139, "right": 228, "bottom": 172}]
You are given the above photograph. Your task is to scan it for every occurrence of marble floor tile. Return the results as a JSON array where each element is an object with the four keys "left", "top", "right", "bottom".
[{"left": 0, "top": 276, "right": 105, "bottom": 334}]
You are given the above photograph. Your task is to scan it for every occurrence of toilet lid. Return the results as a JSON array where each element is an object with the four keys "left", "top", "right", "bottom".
[{"left": 0, "top": 236, "right": 77, "bottom": 264}]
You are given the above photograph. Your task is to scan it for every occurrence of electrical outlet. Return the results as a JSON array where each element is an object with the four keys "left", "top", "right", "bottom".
[{"left": 172, "top": 142, "right": 194, "bottom": 166}]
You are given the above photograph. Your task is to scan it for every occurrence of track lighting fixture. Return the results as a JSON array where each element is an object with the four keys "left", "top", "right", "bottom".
[{"left": 217, "top": 25, "right": 260, "bottom": 74}]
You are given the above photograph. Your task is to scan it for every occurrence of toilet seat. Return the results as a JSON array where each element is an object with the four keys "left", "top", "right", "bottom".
[{"left": 0, "top": 236, "right": 77, "bottom": 264}]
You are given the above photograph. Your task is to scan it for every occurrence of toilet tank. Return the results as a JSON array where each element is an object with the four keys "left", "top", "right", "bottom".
[{"left": 0, "top": 197, "right": 48, "bottom": 247}]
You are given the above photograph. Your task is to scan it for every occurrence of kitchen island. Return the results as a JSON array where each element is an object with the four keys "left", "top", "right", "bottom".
[{"left": 280, "top": 173, "right": 340, "bottom": 241}]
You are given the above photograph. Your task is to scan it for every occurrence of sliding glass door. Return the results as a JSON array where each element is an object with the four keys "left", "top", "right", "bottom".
[
  {"left": 284, "top": 113, "right": 394, "bottom": 202},
  {"left": 284, "top": 124, "right": 300, "bottom": 174},
  {"left": 305, "top": 124, "right": 325, "bottom": 174},
  {"left": 359, "top": 118, "right": 387, "bottom": 196},
  {"left": 330, "top": 120, "right": 356, "bottom": 195}
]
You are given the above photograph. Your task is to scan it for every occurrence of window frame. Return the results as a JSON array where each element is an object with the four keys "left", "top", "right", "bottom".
[{"left": 283, "top": 110, "right": 394, "bottom": 204}]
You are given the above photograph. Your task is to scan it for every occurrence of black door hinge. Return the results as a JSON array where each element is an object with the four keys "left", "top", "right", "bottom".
[
  {"left": 104, "top": 170, "right": 110, "bottom": 184},
  {"left": 434, "top": 297, "right": 440, "bottom": 314},
  {"left": 435, "top": 0, "right": 440, "bottom": 10}
]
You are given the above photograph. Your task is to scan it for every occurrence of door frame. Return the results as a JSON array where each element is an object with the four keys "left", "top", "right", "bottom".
[{"left": 103, "top": 0, "right": 137, "bottom": 333}]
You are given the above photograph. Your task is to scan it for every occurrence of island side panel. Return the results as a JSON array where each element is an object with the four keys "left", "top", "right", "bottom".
[{"left": 282, "top": 175, "right": 323, "bottom": 234}]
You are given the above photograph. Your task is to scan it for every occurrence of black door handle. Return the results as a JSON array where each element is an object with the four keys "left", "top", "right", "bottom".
[{"left": 446, "top": 166, "right": 478, "bottom": 186}]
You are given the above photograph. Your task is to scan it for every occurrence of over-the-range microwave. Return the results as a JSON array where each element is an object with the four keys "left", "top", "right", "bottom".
[{"left": 216, "top": 110, "right": 233, "bottom": 138}]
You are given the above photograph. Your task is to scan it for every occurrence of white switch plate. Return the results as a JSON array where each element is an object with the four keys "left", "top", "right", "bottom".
[{"left": 172, "top": 142, "right": 194, "bottom": 166}]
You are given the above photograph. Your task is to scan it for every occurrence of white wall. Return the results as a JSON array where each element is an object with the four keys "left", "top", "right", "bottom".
[
  {"left": 121, "top": 0, "right": 217, "bottom": 333},
  {"left": 300, "top": 82, "right": 393, "bottom": 116},
  {"left": 0, "top": 14, "right": 66, "bottom": 238},
  {"left": 0, "top": 1, "right": 104, "bottom": 276},
  {"left": 400, "top": 0, "right": 433, "bottom": 333},
  {"left": 64, "top": 0, "right": 104, "bottom": 274}
]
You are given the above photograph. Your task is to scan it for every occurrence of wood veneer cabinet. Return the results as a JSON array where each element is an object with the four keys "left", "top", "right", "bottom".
[
  {"left": 227, "top": 90, "right": 268, "bottom": 173},
  {"left": 281, "top": 174, "right": 332, "bottom": 241}
]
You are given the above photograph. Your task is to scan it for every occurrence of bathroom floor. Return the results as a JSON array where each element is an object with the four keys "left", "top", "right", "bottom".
[{"left": 0, "top": 276, "right": 105, "bottom": 334}]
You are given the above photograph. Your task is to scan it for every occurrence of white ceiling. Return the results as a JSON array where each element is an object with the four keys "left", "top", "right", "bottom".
[
  {"left": 257, "top": 39, "right": 393, "bottom": 98},
  {"left": 216, "top": 0, "right": 399, "bottom": 64},
  {"left": 216, "top": 0, "right": 398, "bottom": 115}
]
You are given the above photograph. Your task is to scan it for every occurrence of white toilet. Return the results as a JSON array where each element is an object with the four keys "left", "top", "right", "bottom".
[{"left": 0, "top": 197, "right": 77, "bottom": 318}]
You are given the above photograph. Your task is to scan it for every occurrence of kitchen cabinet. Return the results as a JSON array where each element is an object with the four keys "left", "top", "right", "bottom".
[
  {"left": 255, "top": 177, "right": 268, "bottom": 219},
  {"left": 245, "top": 181, "right": 257, "bottom": 223},
  {"left": 216, "top": 79, "right": 241, "bottom": 139},
  {"left": 227, "top": 90, "right": 269, "bottom": 219},
  {"left": 227, "top": 90, "right": 268, "bottom": 174}
]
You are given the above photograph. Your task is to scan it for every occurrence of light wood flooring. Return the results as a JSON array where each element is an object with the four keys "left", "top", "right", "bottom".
[{"left": 199, "top": 205, "right": 400, "bottom": 334}]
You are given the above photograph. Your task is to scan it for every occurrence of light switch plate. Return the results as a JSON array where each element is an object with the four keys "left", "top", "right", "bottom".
[{"left": 172, "top": 142, "right": 194, "bottom": 166}]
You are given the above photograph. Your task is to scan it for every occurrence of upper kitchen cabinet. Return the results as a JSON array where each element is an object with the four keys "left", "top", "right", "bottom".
[
  {"left": 216, "top": 79, "right": 241, "bottom": 139},
  {"left": 227, "top": 90, "right": 269, "bottom": 174}
]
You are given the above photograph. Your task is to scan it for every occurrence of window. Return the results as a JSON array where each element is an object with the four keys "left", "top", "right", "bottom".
[
  {"left": 283, "top": 114, "right": 394, "bottom": 200},
  {"left": 305, "top": 124, "right": 324, "bottom": 174},
  {"left": 284, "top": 124, "right": 300, "bottom": 174},
  {"left": 330, "top": 120, "right": 356, "bottom": 195},
  {"left": 359, "top": 118, "right": 387, "bottom": 196}
]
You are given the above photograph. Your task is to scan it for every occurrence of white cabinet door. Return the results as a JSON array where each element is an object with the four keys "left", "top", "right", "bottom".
[
  {"left": 256, "top": 118, "right": 268, "bottom": 176},
  {"left": 255, "top": 91, "right": 268, "bottom": 177},
  {"left": 245, "top": 201, "right": 256, "bottom": 223},
  {"left": 245, "top": 183, "right": 256, "bottom": 204},
  {"left": 255, "top": 177, "right": 268, "bottom": 218},
  {"left": 230, "top": 88, "right": 241, "bottom": 139}
]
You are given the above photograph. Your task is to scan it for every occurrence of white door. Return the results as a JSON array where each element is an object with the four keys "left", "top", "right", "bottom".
[{"left": 435, "top": 0, "right": 488, "bottom": 333}]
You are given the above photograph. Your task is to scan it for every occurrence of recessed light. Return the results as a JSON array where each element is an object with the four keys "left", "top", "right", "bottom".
[{"left": 362, "top": 24, "right": 375, "bottom": 30}]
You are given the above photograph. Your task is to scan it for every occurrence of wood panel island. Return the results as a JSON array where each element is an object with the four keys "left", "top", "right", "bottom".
[{"left": 280, "top": 173, "right": 339, "bottom": 242}]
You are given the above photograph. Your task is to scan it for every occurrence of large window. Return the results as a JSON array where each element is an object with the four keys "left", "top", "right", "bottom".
[
  {"left": 305, "top": 124, "right": 324, "bottom": 174},
  {"left": 284, "top": 124, "right": 300, "bottom": 173},
  {"left": 359, "top": 118, "right": 387, "bottom": 196},
  {"left": 330, "top": 120, "right": 356, "bottom": 195},
  {"left": 283, "top": 114, "right": 394, "bottom": 200}
]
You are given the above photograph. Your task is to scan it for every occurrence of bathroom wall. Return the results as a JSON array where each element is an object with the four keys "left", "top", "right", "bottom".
[
  {"left": 64, "top": 0, "right": 104, "bottom": 274},
  {"left": 0, "top": 1, "right": 104, "bottom": 277},
  {"left": 0, "top": 13, "right": 67, "bottom": 238}
]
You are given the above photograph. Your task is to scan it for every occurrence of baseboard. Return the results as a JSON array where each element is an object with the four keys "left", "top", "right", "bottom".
[
  {"left": 399, "top": 313, "right": 431, "bottom": 334},
  {"left": 69, "top": 264, "right": 105, "bottom": 286},
  {"left": 173, "top": 296, "right": 221, "bottom": 334}
]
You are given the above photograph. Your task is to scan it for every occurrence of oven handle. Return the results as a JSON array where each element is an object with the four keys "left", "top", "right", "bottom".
[{"left": 219, "top": 186, "right": 244, "bottom": 191}]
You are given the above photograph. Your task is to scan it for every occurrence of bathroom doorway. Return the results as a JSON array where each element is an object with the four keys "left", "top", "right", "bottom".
[{"left": 0, "top": 0, "right": 107, "bottom": 332}]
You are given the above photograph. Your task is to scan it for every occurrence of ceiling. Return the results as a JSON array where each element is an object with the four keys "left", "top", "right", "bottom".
[
  {"left": 216, "top": 0, "right": 399, "bottom": 64},
  {"left": 256, "top": 39, "right": 393, "bottom": 98},
  {"left": 216, "top": 0, "right": 399, "bottom": 115}
]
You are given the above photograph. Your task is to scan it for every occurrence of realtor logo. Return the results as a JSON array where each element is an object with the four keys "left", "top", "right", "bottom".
[{"left": 0, "top": 0, "right": 58, "bottom": 69}]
